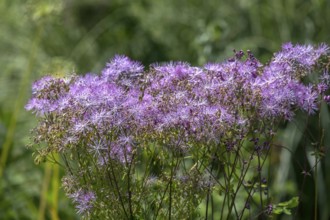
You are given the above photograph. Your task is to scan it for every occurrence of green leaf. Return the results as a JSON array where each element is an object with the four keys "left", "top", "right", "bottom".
[
  {"left": 261, "top": 184, "right": 268, "bottom": 188},
  {"left": 272, "top": 207, "right": 283, "bottom": 215},
  {"left": 286, "top": 197, "right": 299, "bottom": 208},
  {"left": 283, "top": 207, "right": 292, "bottom": 215},
  {"left": 278, "top": 197, "right": 299, "bottom": 208}
]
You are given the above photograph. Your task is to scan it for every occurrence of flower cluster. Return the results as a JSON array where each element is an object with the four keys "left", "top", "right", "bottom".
[
  {"left": 69, "top": 189, "right": 96, "bottom": 215},
  {"left": 26, "top": 43, "right": 329, "bottom": 219}
]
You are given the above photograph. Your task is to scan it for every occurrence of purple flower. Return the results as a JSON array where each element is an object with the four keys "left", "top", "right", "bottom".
[
  {"left": 273, "top": 42, "right": 328, "bottom": 69},
  {"left": 324, "top": 95, "right": 330, "bottom": 104},
  {"left": 26, "top": 45, "right": 329, "bottom": 150},
  {"left": 102, "top": 55, "right": 144, "bottom": 88},
  {"left": 109, "top": 141, "right": 133, "bottom": 164},
  {"left": 69, "top": 189, "right": 96, "bottom": 215},
  {"left": 25, "top": 44, "right": 330, "bottom": 218},
  {"left": 31, "top": 75, "right": 55, "bottom": 95}
]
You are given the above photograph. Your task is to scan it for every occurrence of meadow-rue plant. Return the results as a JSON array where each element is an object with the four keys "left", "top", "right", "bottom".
[{"left": 26, "top": 43, "right": 330, "bottom": 219}]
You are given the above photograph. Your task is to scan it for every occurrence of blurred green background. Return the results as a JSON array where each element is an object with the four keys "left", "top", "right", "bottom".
[{"left": 0, "top": 0, "right": 330, "bottom": 219}]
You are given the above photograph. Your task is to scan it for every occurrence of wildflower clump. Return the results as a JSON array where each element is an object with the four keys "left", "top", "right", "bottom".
[{"left": 26, "top": 43, "right": 330, "bottom": 219}]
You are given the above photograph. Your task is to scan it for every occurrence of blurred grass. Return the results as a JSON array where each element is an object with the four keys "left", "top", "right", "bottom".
[
  {"left": 0, "top": 12, "right": 41, "bottom": 180},
  {"left": 0, "top": 1, "right": 77, "bottom": 219},
  {"left": 0, "top": 0, "right": 329, "bottom": 219}
]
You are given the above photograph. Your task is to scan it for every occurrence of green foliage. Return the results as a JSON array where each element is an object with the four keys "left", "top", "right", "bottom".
[{"left": 273, "top": 197, "right": 299, "bottom": 215}]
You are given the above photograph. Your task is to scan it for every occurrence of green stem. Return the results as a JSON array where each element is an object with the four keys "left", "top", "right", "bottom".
[
  {"left": 220, "top": 159, "right": 229, "bottom": 220},
  {"left": 168, "top": 156, "right": 180, "bottom": 220},
  {"left": 225, "top": 141, "right": 244, "bottom": 219},
  {"left": 257, "top": 154, "right": 264, "bottom": 213},
  {"left": 109, "top": 161, "right": 129, "bottom": 219},
  {"left": 106, "top": 147, "right": 129, "bottom": 219},
  {"left": 38, "top": 163, "right": 52, "bottom": 220},
  {"left": 205, "top": 158, "right": 215, "bottom": 220},
  {"left": 127, "top": 153, "right": 135, "bottom": 219},
  {"left": 50, "top": 154, "right": 60, "bottom": 220},
  {"left": 314, "top": 155, "right": 318, "bottom": 220}
]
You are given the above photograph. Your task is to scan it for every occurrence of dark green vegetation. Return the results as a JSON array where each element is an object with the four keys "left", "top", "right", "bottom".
[{"left": 0, "top": 0, "right": 330, "bottom": 219}]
